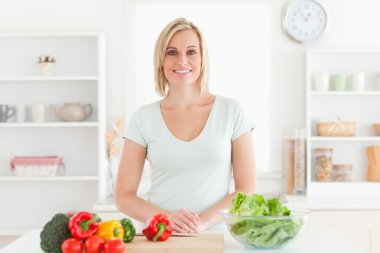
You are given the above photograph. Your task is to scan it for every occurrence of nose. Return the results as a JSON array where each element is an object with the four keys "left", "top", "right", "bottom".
[{"left": 176, "top": 52, "right": 189, "bottom": 65}]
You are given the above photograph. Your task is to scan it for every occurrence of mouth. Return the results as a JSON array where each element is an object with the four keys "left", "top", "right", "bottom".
[{"left": 173, "top": 69, "right": 192, "bottom": 74}]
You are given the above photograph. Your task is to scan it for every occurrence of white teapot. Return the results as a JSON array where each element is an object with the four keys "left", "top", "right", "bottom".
[{"left": 52, "top": 103, "right": 92, "bottom": 122}]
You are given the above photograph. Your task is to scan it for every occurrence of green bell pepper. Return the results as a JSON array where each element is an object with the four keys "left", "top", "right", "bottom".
[{"left": 120, "top": 217, "right": 136, "bottom": 242}]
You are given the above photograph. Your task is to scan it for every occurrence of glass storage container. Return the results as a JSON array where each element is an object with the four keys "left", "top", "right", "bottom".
[
  {"left": 294, "top": 128, "right": 306, "bottom": 193},
  {"left": 313, "top": 148, "right": 333, "bottom": 182},
  {"left": 333, "top": 164, "right": 353, "bottom": 182}
]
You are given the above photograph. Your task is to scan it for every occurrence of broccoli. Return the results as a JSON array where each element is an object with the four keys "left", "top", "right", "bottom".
[{"left": 40, "top": 213, "right": 71, "bottom": 253}]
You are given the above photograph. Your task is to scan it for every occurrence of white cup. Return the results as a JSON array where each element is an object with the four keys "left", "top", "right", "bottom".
[
  {"left": 16, "top": 104, "right": 26, "bottom": 122},
  {"left": 314, "top": 72, "right": 329, "bottom": 91},
  {"left": 351, "top": 72, "right": 366, "bottom": 91},
  {"left": 31, "top": 104, "right": 47, "bottom": 122}
]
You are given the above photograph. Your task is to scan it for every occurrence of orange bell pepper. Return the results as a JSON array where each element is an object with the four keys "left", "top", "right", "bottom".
[{"left": 96, "top": 220, "right": 124, "bottom": 242}]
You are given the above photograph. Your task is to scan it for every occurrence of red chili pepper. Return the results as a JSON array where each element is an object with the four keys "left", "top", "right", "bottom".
[
  {"left": 68, "top": 211, "right": 99, "bottom": 240},
  {"left": 142, "top": 213, "right": 173, "bottom": 241}
]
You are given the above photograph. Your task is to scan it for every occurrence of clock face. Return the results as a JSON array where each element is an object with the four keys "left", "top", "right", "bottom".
[{"left": 283, "top": 0, "right": 328, "bottom": 43}]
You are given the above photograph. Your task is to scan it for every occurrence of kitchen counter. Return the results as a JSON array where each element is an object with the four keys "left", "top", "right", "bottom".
[
  {"left": 0, "top": 228, "right": 363, "bottom": 253},
  {"left": 285, "top": 194, "right": 380, "bottom": 210},
  {"left": 95, "top": 194, "right": 380, "bottom": 213}
]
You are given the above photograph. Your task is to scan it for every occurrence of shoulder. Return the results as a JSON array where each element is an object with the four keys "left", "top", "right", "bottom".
[
  {"left": 131, "top": 101, "right": 159, "bottom": 119},
  {"left": 136, "top": 100, "right": 159, "bottom": 114},
  {"left": 127, "top": 101, "right": 160, "bottom": 128},
  {"left": 216, "top": 95, "right": 244, "bottom": 112}
]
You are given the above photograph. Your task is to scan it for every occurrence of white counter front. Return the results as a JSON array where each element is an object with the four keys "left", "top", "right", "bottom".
[
  {"left": 0, "top": 228, "right": 364, "bottom": 253},
  {"left": 285, "top": 195, "right": 380, "bottom": 210}
]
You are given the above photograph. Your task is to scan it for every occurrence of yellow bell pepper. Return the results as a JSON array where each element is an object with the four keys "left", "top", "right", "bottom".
[{"left": 96, "top": 220, "right": 124, "bottom": 242}]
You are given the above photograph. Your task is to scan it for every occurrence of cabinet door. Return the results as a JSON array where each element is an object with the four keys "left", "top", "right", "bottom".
[{"left": 307, "top": 211, "right": 380, "bottom": 253}]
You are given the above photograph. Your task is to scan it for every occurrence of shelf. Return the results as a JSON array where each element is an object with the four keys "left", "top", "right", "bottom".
[
  {"left": 0, "top": 33, "right": 102, "bottom": 38},
  {"left": 0, "top": 176, "right": 98, "bottom": 181},
  {"left": 311, "top": 136, "right": 380, "bottom": 142},
  {"left": 0, "top": 33, "right": 107, "bottom": 232},
  {"left": 0, "top": 122, "right": 98, "bottom": 128},
  {"left": 306, "top": 49, "right": 380, "bottom": 197},
  {"left": 310, "top": 91, "right": 380, "bottom": 96},
  {"left": 0, "top": 76, "right": 98, "bottom": 81}
]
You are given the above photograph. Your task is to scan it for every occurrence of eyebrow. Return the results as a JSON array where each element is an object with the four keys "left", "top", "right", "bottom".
[{"left": 166, "top": 45, "right": 199, "bottom": 50}]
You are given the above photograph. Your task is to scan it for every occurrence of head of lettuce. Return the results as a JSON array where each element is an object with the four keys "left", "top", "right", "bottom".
[{"left": 221, "top": 192, "right": 310, "bottom": 249}]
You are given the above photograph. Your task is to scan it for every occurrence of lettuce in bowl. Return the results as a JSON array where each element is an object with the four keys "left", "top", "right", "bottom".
[{"left": 221, "top": 192, "right": 310, "bottom": 249}]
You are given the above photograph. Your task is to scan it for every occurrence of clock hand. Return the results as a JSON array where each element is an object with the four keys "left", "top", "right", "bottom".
[
  {"left": 300, "top": 11, "right": 311, "bottom": 22},
  {"left": 305, "top": 12, "right": 312, "bottom": 22},
  {"left": 299, "top": 11, "right": 307, "bottom": 20}
]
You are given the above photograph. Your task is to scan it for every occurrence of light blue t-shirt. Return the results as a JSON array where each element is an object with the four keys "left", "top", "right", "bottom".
[{"left": 124, "top": 95, "right": 254, "bottom": 213}]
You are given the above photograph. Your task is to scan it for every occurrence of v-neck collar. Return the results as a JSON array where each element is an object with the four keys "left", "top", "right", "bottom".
[{"left": 157, "top": 95, "right": 218, "bottom": 143}]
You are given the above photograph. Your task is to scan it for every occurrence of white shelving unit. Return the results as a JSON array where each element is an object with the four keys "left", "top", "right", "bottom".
[
  {"left": 0, "top": 76, "right": 99, "bottom": 81},
  {"left": 305, "top": 49, "right": 380, "bottom": 197},
  {"left": 0, "top": 122, "right": 98, "bottom": 128},
  {"left": 0, "top": 176, "right": 97, "bottom": 181},
  {"left": 0, "top": 34, "right": 108, "bottom": 199}
]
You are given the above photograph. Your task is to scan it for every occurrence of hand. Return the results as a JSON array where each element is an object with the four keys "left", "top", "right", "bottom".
[{"left": 168, "top": 208, "right": 200, "bottom": 233}]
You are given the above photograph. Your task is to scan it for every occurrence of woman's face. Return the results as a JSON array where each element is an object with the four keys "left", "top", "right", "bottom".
[{"left": 163, "top": 30, "right": 202, "bottom": 89}]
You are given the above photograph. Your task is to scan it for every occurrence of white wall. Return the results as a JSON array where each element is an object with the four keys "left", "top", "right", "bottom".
[{"left": 0, "top": 0, "right": 380, "bottom": 232}]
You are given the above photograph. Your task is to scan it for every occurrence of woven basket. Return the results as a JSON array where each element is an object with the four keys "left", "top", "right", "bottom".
[
  {"left": 10, "top": 156, "right": 65, "bottom": 177},
  {"left": 317, "top": 120, "right": 356, "bottom": 136}
]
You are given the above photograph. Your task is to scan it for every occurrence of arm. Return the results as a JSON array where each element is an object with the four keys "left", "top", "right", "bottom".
[
  {"left": 197, "top": 130, "right": 256, "bottom": 231},
  {"left": 114, "top": 139, "right": 199, "bottom": 232},
  {"left": 114, "top": 139, "right": 169, "bottom": 221}
]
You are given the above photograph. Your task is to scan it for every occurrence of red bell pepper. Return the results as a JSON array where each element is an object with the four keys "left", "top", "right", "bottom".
[
  {"left": 68, "top": 211, "right": 99, "bottom": 240},
  {"left": 142, "top": 213, "right": 173, "bottom": 241}
]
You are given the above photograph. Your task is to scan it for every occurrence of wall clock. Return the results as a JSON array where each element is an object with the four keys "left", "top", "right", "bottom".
[{"left": 282, "top": 0, "right": 330, "bottom": 43}]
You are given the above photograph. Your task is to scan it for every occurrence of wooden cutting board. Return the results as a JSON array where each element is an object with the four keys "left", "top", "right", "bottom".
[{"left": 125, "top": 233, "right": 224, "bottom": 253}]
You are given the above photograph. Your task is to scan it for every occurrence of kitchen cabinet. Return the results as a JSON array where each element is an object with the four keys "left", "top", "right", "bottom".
[
  {"left": 305, "top": 49, "right": 380, "bottom": 197},
  {"left": 306, "top": 210, "right": 380, "bottom": 253},
  {"left": 285, "top": 195, "right": 380, "bottom": 253},
  {"left": 0, "top": 34, "right": 108, "bottom": 231}
]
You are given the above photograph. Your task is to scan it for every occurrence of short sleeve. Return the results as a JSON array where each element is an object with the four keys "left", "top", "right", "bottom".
[
  {"left": 123, "top": 110, "right": 147, "bottom": 148},
  {"left": 231, "top": 101, "right": 255, "bottom": 141}
]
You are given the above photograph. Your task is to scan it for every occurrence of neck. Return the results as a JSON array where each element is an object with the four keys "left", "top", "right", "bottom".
[{"left": 164, "top": 84, "right": 204, "bottom": 108}]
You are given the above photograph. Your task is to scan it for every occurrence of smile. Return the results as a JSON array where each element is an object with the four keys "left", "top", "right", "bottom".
[{"left": 173, "top": 69, "right": 192, "bottom": 74}]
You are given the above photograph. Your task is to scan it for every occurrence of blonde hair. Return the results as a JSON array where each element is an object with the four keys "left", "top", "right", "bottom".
[{"left": 154, "top": 18, "right": 210, "bottom": 97}]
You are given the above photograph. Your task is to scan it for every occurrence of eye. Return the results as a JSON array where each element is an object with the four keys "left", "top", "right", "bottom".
[
  {"left": 187, "top": 49, "right": 197, "bottom": 55},
  {"left": 167, "top": 50, "right": 177, "bottom": 56}
]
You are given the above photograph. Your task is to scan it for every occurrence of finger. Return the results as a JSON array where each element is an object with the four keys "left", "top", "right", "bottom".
[
  {"left": 192, "top": 212, "right": 200, "bottom": 222},
  {"left": 172, "top": 219, "right": 194, "bottom": 233},
  {"left": 173, "top": 217, "right": 196, "bottom": 233},
  {"left": 169, "top": 210, "right": 198, "bottom": 232},
  {"left": 182, "top": 211, "right": 199, "bottom": 225},
  {"left": 178, "top": 209, "right": 199, "bottom": 227},
  {"left": 172, "top": 225, "right": 187, "bottom": 233},
  {"left": 177, "top": 216, "right": 197, "bottom": 232}
]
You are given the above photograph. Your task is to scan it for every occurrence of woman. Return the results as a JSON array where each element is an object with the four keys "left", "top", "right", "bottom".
[{"left": 115, "top": 18, "right": 256, "bottom": 233}]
